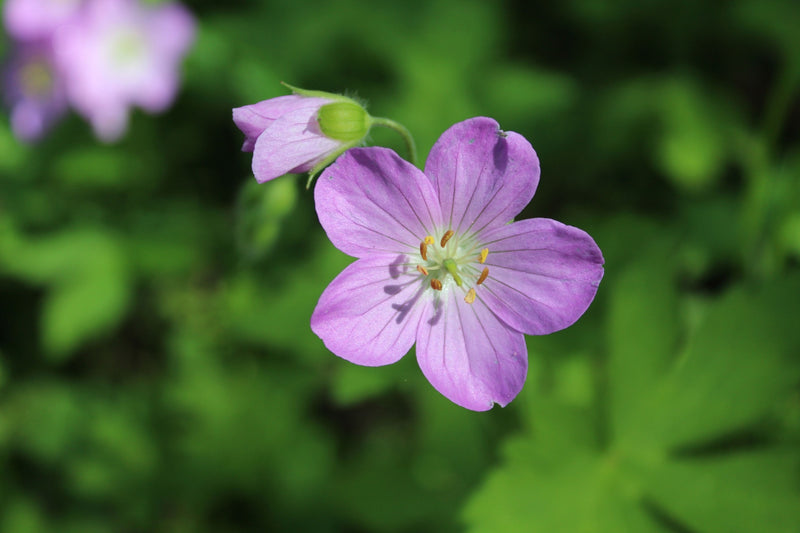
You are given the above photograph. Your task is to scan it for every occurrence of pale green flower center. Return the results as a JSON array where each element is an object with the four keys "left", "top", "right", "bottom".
[
  {"left": 416, "top": 229, "right": 490, "bottom": 303},
  {"left": 110, "top": 30, "right": 147, "bottom": 70},
  {"left": 20, "top": 59, "right": 54, "bottom": 98}
]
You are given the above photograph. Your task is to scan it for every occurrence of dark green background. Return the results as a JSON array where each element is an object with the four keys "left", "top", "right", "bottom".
[{"left": 1, "top": 0, "right": 799, "bottom": 531}]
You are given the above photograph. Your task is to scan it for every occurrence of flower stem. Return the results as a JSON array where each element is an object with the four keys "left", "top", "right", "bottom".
[
  {"left": 371, "top": 117, "right": 417, "bottom": 167},
  {"left": 740, "top": 63, "right": 800, "bottom": 278}
]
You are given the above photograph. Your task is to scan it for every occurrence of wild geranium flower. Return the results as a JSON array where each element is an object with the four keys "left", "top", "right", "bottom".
[
  {"left": 311, "top": 117, "right": 604, "bottom": 411},
  {"left": 3, "top": 41, "right": 68, "bottom": 142},
  {"left": 54, "top": 0, "right": 195, "bottom": 142},
  {"left": 233, "top": 86, "right": 373, "bottom": 184}
]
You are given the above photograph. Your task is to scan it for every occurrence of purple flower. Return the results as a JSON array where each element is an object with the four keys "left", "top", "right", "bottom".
[
  {"left": 3, "top": 40, "right": 68, "bottom": 142},
  {"left": 233, "top": 87, "right": 372, "bottom": 183},
  {"left": 53, "top": 0, "right": 195, "bottom": 142},
  {"left": 3, "top": 0, "right": 86, "bottom": 40},
  {"left": 311, "top": 117, "right": 604, "bottom": 410}
]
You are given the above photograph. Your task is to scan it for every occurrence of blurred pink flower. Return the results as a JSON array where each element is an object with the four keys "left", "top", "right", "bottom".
[
  {"left": 3, "top": 0, "right": 86, "bottom": 40},
  {"left": 3, "top": 41, "right": 68, "bottom": 142},
  {"left": 55, "top": 0, "right": 195, "bottom": 142}
]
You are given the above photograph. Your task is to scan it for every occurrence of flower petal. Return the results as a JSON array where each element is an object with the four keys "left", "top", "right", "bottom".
[
  {"left": 424, "top": 116, "right": 540, "bottom": 238},
  {"left": 478, "top": 218, "right": 604, "bottom": 335},
  {"left": 311, "top": 254, "right": 430, "bottom": 366},
  {"left": 251, "top": 100, "right": 340, "bottom": 182},
  {"left": 315, "top": 147, "right": 444, "bottom": 257},
  {"left": 233, "top": 95, "right": 314, "bottom": 152},
  {"left": 415, "top": 289, "right": 527, "bottom": 411}
]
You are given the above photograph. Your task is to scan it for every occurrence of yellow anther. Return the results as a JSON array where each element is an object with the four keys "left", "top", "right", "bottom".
[
  {"left": 440, "top": 230, "right": 454, "bottom": 248},
  {"left": 464, "top": 288, "right": 476, "bottom": 304},
  {"left": 477, "top": 267, "right": 489, "bottom": 285},
  {"left": 424, "top": 235, "right": 435, "bottom": 245},
  {"left": 417, "top": 264, "right": 429, "bottom": 276},
  {"left": 430, "top": 279, "right": 443, "bottom": 291},
  {"left": 420, "top": 241, "right": 428, "bottom": 261},
  {"left": 478, "top": 248, "right": 489, "bottom": 264}
]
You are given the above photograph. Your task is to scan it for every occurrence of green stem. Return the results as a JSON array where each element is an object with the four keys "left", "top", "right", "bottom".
[
  {"left": 760, "top": 65, "right": 799, "bottom": 155},
  {"left": 371, "top": 117, "right": 418, "bottom": 167},
  {"left": 741, "top": 62, "right": 800, "bottom": 278}
]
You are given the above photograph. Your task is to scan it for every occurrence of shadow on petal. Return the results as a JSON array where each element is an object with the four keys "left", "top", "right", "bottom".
[
  {"left": 391, "top": 285, "right": 426, "bottom": 324},
  {"left": 388, "top": 253, "right": 408, "bottom": 279},
  {"left": 492, "top": 134, "right": 508, "bottom": 173},
  {"left": 427, "top": 296, "right": 443, "bottom": 326}
]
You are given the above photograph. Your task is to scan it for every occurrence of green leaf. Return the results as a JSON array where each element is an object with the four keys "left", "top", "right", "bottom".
[
  {"left": 330, "top": 362, "right": 399, "bottom": 405},
  {"left": 53, "top": 146, "right": 142, "bottom": 190},
  {"left": 5, "top": 382, "right": 84, "bottom": 463},
  {"left": 645, "top": 451, "right": 800, "bottom": 533},
  {"left": 40, "top": 232, "right": 131, "bottom": 358},
  {"left": 0, "top": 498, "right": 49, "bottom": 533},
  {"left": 608, "top": 246, "right": 681, "bottom": 449},
  {"left": 2, "top": 228, "right": 131, "bottom": 358},
  {"left": 482, "top": 65, "right": 578, "bottom": 122},
  {"left": 464, "top": 425, "right": 671, "bottom": 533},
  {"left": 635, "top": 276, "right": 800, "bottom": 449},
  {"left": 221, "top": 240, "right": 352, "bottom": 363},
  {"left": 655, "top": 80, "right": 731, "bottom": 192}
]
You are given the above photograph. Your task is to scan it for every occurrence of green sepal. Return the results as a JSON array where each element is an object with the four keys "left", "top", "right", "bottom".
[
  {"left": 305, "top": 140, "right": 361, "bottom": 189},
  {"left": 280, "top": 81, "right": 361, "bottom": 105}
]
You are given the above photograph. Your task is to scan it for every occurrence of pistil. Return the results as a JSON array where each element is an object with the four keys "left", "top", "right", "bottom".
[{"left": 442, "top": 258, "right": 463, "bottom": 287}]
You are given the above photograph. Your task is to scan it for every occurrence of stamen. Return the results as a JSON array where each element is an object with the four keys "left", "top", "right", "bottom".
[
  {"left": 430, "top": 279, "right": 443, "bottom": 291},
  {"left": 440, "top": 230, "right": 454, "bottom": 248},
  {"left": 478, "top": 248, "right": 489, "bottom": 264},
  {"left": 442, "top": 258, "right": 463, "bottom": 287},
  {"left": 477, "top": 267, "right": 489, "bottom": 285},
  {"left": 420, "top": 241, "right": 428, "bottom": 261},
  {"left": 424, "top": 235, "right": 435, "bottom": 245},
  {"left": 417, "top": 265, "right": 429, "bottom": 276},
  {"left": 464, "top": 288, "right": 476, "bottom": 304}
]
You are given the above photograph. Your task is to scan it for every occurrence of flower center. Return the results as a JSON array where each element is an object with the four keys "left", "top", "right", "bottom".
[
  {"left": 109, "top": 29, "right": 148, "bottom": 74},
  {"left": 20, "top": 59, "right": 54, "bottom": 98},
  {"left": 416, "top": 229, "right": 490, "bottom": 304}
]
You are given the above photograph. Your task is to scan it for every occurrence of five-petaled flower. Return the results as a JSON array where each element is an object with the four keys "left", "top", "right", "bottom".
[
  {"left": 233, "top": 86, "right": 372, "bottom": 184},
  {"left": 311, "top": 117, "right": 604, "bottom": 411}
]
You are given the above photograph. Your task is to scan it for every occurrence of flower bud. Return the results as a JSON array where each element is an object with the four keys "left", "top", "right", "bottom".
[
  {"left": 317, "top": 101, "right": 371, "bottom": 142},
  {"left": 234, "top": 83, "right": 376, "bottom": 184}
]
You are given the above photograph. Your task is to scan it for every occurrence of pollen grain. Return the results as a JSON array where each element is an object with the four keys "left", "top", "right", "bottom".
[
  {"left": 464, "top": 288, "right": 476, "bottom": 304},
  {"left": 417, "top": 265, "right": 429, "bottom": 276},
  {"left": 430, "top": 279, "right": 443, "bottom": 291},
  {"left": 477, "top": 267, "right": 489, "bottom": 285},
  {"left": 478, "top": 248, "right": 489, "bottom": 264}
]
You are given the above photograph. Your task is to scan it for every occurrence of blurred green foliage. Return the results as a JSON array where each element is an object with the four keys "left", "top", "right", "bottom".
[{"left": 1, "top": 0, "right": 799, "bottom": 531}]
